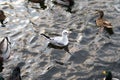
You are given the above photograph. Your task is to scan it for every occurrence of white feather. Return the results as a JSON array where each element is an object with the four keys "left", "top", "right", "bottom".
[
  {"left": 0, "top": 37, "right": 11, "bottom": 60},
  {"left": 48, "top": 30, "right": 69, "bottom": 46}
]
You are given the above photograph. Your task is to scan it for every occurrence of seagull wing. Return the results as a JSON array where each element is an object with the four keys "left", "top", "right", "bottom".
[{"left": 50, "top": 37, "right": 65, "bottom": 46}]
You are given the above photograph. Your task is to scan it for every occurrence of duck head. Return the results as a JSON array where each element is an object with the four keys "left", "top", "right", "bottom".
[
  {"left": 102, "top": 70, "right": 112, "bottom": 80},
  {"left": 95, "top": 10, "right": 104, "bottom": 18}
]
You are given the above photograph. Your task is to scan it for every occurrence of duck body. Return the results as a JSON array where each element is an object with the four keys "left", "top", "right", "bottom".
[
  {"left": 95, "top": 10, "right": 114, "bottom": 35},
  {"left": 0, "top": 37, "right": 11, "bottom": 60},
  {"left": 0, "top": 37, "right": 11, "bottom": 72},
  {"left": 0, "top": 57, "right": 4, "bottom": 72},
  {"left": 28, "top": 0, "right": 47, "bottom": 9},
  {"left": 52, "top": 0, "right": 74, "bottom": 13},
  {"left": 0, "top": 10, "right": 6, "bottom": 27},
  {"left": 103, "top": 78, "right": 119, "bottom": 80},
  {"left": 7, "top": 66, "right": 21, "bottom": 80}
]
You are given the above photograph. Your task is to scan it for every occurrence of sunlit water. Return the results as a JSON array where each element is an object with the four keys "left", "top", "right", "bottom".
[{"left": 0, "top": 0, "right": 120, "bottom": 80}]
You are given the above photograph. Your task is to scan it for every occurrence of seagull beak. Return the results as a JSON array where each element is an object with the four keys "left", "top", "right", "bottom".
[{"left": 68, "top": 31, "right": 72, "bottom": 34}]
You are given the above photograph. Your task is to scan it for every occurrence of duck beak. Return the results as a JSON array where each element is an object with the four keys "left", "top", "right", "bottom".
[
  {"left": 102, "top": 71, "right": 107, "bottom": 74},
  {"left": 65, "top": 29, "right": 72, "bottom": 34},
  {"left": 94, "top": 10, "right": 99, "bottom": 14}
]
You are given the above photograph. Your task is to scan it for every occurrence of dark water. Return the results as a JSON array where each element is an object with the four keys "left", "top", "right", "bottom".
[{"left": 0, "top": 0, "right": 120, "bottom": 80}]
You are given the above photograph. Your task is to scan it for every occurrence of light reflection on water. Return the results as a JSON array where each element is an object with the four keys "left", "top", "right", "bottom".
[{"left": 0, "top": 0, "right": 120, "bottom": 80}]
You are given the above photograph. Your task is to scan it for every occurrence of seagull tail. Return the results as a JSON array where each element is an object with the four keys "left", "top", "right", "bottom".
[
  {"left": 41, "top": 34, "right": 51, "bottom": 39},
  {"left": 64, "top": 46, "right": 72, "bottom": 55}
]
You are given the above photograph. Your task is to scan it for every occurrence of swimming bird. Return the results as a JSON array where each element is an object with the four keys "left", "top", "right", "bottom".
[
  {"left": 0, "top": 57, "right": 4, "bottom": 72},
  {"left": 0, "top": 37, "right": 11, "bottom": 60},
  {"left": 0, "top": 75, "right": 4, "bottom": 80},
  {"left": 95, "top": 10, "right": 114, "bottom": 35},
  {"left": 28, "top": 0, "right": 47, "bottom": 10},
  {"left": 7, "top": 66, "right": 21, "bottom": 80},
  {"left": 102, "top": 70, "right": 119, "bottom": 80},
  {"left": 0, "top": 10, "right": 6, "bottom": 27},
  {"left": 0, "top": 37, "right": 11, "bottom": 72},
  {"left": 41, "top": 30, "right": 72, "bottom": 55},
  {"left": 51, "top": 0, "right": 74, "bottom": 13}
]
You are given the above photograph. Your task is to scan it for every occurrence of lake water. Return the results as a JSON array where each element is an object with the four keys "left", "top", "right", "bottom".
[{"left": 0, "top": 0, "right": 120, "bottom": 80}]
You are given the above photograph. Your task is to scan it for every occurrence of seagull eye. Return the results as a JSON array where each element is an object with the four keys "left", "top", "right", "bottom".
[{"left": 64, "top": 32, "right": 68, "bottom": 35}]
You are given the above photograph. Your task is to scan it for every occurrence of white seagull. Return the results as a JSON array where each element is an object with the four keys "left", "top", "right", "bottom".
[
  {"left": 0, "top": 37, "right": 11, "bottom": 60},
  {"left": 41, "top": 30, "right": 72, "bottom": 55}
]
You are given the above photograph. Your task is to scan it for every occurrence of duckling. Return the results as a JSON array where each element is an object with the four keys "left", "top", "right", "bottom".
[
  {"left": 7, "top": 66, "right": 21, "bottom": 80},
  {"left": 95, "top": 10, "right": 114, "bottom": 35},
  {"left": 0, "top": 10, "right": 6, "bottom": 27},
  {"left": 28, "top": 0, "right": 47, "bottom": 10},
  {"left": 0, "top": 37, "right": 11, "bottom": 60},
  {"left": 51, "top": 0, "right": 74, "bottom": 13},
  {"left": 102, "top": 70, "right": 119, "bottom": 80}
]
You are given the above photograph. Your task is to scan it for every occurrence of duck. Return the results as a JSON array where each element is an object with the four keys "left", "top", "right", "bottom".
[
  {"left": 7, "top": 66, "right": 21, "bottom": 80},
  {"left": 0, "top": 57, "right": 4, "bottom": 72},
  {"left": 0, "top": 75, "right": 4, "bottom": 80},
  {"left": 41, "top": 30, "right": 72, "bottom": 55},
  {"left": 51, "top": 0, "right": 74, "bottom": 13},
  {"left": 0, "top": 10, "right": 6, "bottom": 27},
  {"left": 0, "top": 37, "right": 11, "bottom": 72},
  {"left": 102, "top": 70, "right": 119, "bottom": 80},
  {"left": 0, "top": 37, "right": 11, "bottom": 61},
  {"left": 28, "top": 0, "right": 47, "bottom": 10},
  {"left": 95, "top": 10, "right": 114, "bottom": 35}
]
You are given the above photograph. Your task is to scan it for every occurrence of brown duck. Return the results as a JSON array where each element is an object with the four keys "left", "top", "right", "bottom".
[
  {"left": 0, "top": 10, "right": 6, "bottom": 27},
  {"left": 28, "top": 0, "right": 47, "bottom": 10},
  {"left": 95, "top": 10, "right": 114, "bottom": 35}
]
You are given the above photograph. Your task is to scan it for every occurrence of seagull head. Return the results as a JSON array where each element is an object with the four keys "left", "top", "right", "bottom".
[{"left": 62, "top": 30, "right": 69, "bottom": 36}]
